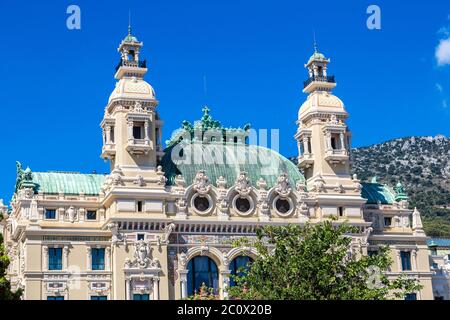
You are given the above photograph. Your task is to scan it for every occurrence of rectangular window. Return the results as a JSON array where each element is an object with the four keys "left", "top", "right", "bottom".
[
  {"left": 405, "top": 293, "right": 417, "bottom": 300},
  {"left": 331, "top": 137, "right": 337, "bottom": 150},
  {"left": 91, "top": 296, "right": 107, "bottom": 300},
  {"left": 137, "top": 234, "right": 145, "bottom": 241},
  {"left": 368, "top": 250, "right": 378, "bottom": 257},
  {"left": 110, "top": 127, "right": 115, "bottom": 143},
  {"left": 47, "top": 296, "right": 64, "bottom": 300},
  {"left": 338, "top": 207, "right": 344, "bottom": 217},
  {"left": 48, "top": 248, "right": 63, "bottom": 270},
  {"left": 384, "top": 217, "right": 392, "bottom": 227},
  {"left": 92, "top": 248, "right": 105, "bottom": 270},
  {"left": 400, "top": 251, "right": 412, "bottom": 271},
  {"left": 133, "top": 126, "right": 142, "bottom": 139},
  {"left": 86, "top": 210, "right": 97, "bottom": 220},
  {"left": 137, "top": 201, "right": 143, "bottom": 212},
  {"left": 133, "top": 294, "right": 150, "bottom": 300},
  {"left": 45, "top": 209, "right": 56, "bottom": 220}
]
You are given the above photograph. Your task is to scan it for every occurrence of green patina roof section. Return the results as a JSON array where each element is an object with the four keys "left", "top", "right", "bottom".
[
  {"left": 31, "top": 172, "right": 106, "bottom": 195},
  {"left": 361, "top": 183, "right": 396, "bottom": 205},
  {"left": 162, "top": 143, "right": 305, "bottom": 189}
]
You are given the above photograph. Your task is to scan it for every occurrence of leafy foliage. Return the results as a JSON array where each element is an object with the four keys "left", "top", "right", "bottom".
[
  {"left": 0, "top": 233, "right": 22, "bottom": 300},
  {"left": 185, "top": 283, "right": 220, "bottom": 300},
  {"left": 228, "top": 222, "right": 422, "bottom": 300}
]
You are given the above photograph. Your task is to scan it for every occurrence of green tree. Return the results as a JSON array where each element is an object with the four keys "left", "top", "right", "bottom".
[
  {"left": 228, "top": 221, "right": 421, "bottom": 300},
  {"left": 0, "top": 232, "right": 22, "bottom": 300}
]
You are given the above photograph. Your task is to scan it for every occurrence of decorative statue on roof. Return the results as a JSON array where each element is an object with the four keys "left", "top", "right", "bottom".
[
  {"left": 394, "top": 182, "right": 405, "bottom": 195},
  {"left": 235, "top": 172, "right": 251, "bottom": 196},
  {"left": 394, "top": 181, "right": 408, "bottom": 203},
  {"left": 275, "top": 173, "right": 292, "bottom": 198},
  {"left": 14, "top": 161, "right": 35, "bottom": 194},
  {"left": 193, "top": 170, "right": 211, "bottom": 195}
]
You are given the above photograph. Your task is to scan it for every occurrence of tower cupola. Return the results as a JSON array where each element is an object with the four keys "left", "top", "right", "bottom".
[
  {"left": 115, "top": 25, "right": 147, "bottom": 80},
  {"left": 303, "top": 43, "right": 336, "bottom": 94}
]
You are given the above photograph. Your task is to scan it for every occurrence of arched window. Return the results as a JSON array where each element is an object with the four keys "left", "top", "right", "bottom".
[
  {"left": 229, "top": 256, "right": 253, "bottom": 287},
  {"left": 187, "top": 256, "right": 219, "bottom": 296}
]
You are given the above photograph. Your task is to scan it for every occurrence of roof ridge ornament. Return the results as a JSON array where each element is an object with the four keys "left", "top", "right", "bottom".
[{"left": 234, "top": 172, "right": 251, "bottom": 196}]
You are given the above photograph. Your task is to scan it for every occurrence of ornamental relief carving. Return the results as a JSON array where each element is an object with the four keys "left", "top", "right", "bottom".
[
  {"left": 124, "top": 239, "right": 160, "bottom": 269},
  {"left": 274, "top": 173, "right": 292, "bottom": 198},
  {"left": 234, "top": 172, "right": 251, "bottom": 196},
  {"left": 192, "top": 170, "right": 211, "bottom": 195}
]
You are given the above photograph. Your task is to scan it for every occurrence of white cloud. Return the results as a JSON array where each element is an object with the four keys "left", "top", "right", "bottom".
[
  {"left": 436, "top": 37, "right": 450, "bottom": 66},
  {"left": 443, "top": 99, "right": 448, "bottom": 108},
  {"left": 436, "top": 83, "right": 443, "bottom": 92}
]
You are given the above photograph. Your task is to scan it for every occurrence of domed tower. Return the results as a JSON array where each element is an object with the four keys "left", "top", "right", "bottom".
[
  {"left": 100, "top": 26, "right": 164, "bottom": 172},
  {"left": 295, "top": 45, "right": 353, "bottom": 188}
]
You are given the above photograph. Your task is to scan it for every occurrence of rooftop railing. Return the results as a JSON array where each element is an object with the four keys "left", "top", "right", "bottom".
[
  {"left": 303, "top": 75, "right": 335, "bottom": 88},
  {"left": 115, "top": 59, "right": 147, "bottom": 71}
]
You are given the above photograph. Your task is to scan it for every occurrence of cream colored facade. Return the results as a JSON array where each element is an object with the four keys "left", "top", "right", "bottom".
[{"left": 0, "top": 30, "right": 434, "bottom": 300}]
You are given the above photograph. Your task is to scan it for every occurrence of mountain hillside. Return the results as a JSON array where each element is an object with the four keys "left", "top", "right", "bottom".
[
  {"left": 351, "top": 135, "right": 450, "bottom": 237},
  {"left": 290, "top": 135, "right": 450, "bottom": 237}
]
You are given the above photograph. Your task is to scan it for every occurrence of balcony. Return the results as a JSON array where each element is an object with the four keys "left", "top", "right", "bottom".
[
  {"left": 115, "top": 59, "right": 147, "bottom": 72},
  {"left": 101, "top": 143, "right": 116, "bottom": 159},
  {"left": 297, "top": 154, "right": 314, "bottom": 168},
  {"left": 324, "top": 149, "right": 348, "bottom": 164},
  {"left": 303, "top": 75, "right": 335, "bottom": 88},
  {"left": 126, "top": 138, "right": 153, "bottom": 155}
]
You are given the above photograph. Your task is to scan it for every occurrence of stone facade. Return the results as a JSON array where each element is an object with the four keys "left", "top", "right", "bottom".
[{"left": 0, "top": 29, "right": 434, "bottom": 300}]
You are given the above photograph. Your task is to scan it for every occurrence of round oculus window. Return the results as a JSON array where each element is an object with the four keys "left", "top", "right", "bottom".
[
  {"left": 235, "top": 197, "right": 251, "bottom": 214},
  {"left": 193, "top": 195, "right": 210, "bottom": 212},
  {"left": 275, "top": 198, "right": 291, "bottom": 214}
]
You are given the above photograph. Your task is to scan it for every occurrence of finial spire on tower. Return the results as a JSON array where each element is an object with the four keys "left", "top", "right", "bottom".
[
  {"left": 313, "top": 31, "right": 318, "bottom": 53},
  {"left": 128, "top": 10, "right": 132, "bottom": 35}
]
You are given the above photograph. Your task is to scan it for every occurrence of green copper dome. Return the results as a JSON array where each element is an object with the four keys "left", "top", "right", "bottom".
[
  {"left": 309, "top": 51, "right": 326, "bottom": 62},
  {"left": 161, "top": 143, "right": 305, "bottom": 189},
  {"left": 361, "top": 183, "right": 396, "bottom": 205}
]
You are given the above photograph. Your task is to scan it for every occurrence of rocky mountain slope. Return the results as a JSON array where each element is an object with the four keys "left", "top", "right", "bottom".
[
  {"left": 351, "top": 135, "right": 450, "bottom": 237},
  {"left": 290, "top": 135, "right": 450, "bottom": 237}
]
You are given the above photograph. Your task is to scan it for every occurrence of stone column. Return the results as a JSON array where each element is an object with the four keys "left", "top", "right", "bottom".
[
  {"left": 105, "top": 125, "right": 111, "bottom": 144},
  {"left": 125, "top": 277, "right": 131, "bottom": 300},
  {"left": 144, "top": 120, "right": 149, "bottom": 143},
  {"left": 127, "top": 120, "right": 133, "bottom": 142},
  {"left": 221, "top": 270, "right": 231, "bottom": 300},
  {"left": 86, "top": 247, "right": 92, "bottom": 271},
  {"left": 153, "top": 277, "right": 160, "bottom": 300},
  {"left": 63, "top": 246, "right": 69, "bottom": 271},
  {"left": 43, "top": 246, "right": 49, "bottom": 271},
  {"left": 179, "top": 271, "right": 188, "bottom": 299},
  {"left": 339, "top": 132, "right": 345, "bottom": 151},
  {"left": 303, "top": 137, "right": 309, "bottom": 154},
  {"left": 412, "top": 250, "right": 418, "bottom": 271},
  {"left": 396, "top": 250, "right": 402, "bottom": 272},
  {"left": 105, "top": 247, "right": 111, "bottom": 271}
]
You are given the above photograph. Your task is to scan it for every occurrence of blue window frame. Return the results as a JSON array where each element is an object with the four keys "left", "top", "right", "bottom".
[
  {"left": 230, "top": 256, "right": 253, "bottom": 287},
  {"left": 47, "top": 296, "right": 64, "bottom": 300},
  {"left": 91, "top": 296, "right": 107, "bottom": 300},
  {"left": 405, "top": 293, "right": 417, "bottom": 300},
  {"left": 400, "top": 251, "right": 412, "bottom": 271},
  {"left": 48, "top": 248, "right": 62, "bottom": 270},
  {"left": 86, "top": 211, "right": 97, "bottom": 220},
  {"left": 45, "top": 209, "right": 56, "bottom": 219},
  {"left": 187, "top": 256, "right": 219, "bottom": 296},
  {"left": 91, "top": 248, "right": 105, "bottom": 270},
  {"left": 133, "top": 294, "right": 149, "bottom": 300}
]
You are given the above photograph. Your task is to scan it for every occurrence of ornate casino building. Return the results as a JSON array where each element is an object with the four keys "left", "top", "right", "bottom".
[{"left": 0, "top": 28, "right": 434, "bottom": 300}]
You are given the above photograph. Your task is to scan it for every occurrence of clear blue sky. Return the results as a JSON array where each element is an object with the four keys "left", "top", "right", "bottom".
[{"left": 0, "top": 0, "right": 450, "bottom": 202}]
